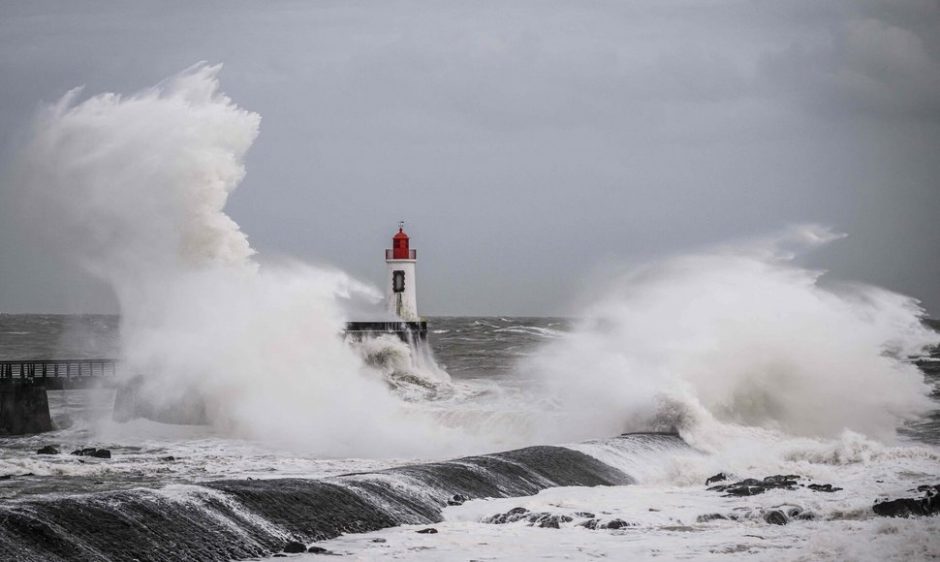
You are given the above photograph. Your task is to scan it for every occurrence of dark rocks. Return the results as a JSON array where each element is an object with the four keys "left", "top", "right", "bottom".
[
  {"left": 807, "top": 483, "right": 842, "bottom": 493},
  {"left": 873, "top": 485, "right": 940, "bottom": 518},
  {"left": 787, "top": 507, "right": 815, "bottom": 520},
  {"left": 160, "top": 456, "right": 176, "bottom": 462},
  {"left": 708, "top": 475, "right": 800, "bottom": 496},
  {"left": 70, "top": 448, "right": 111, "bottom": 459},
  {"left": 711, "top": 479, "right": 766, "bottom": 497},
  {"left": 307, "top": 545, "right": 334, "bottom": 554},
  {"left": 416, "top": 528, "right": 438, "bottom": 534},
  {"left": 575, "top": 517, "right": 634, "bottom": 530},
  {"left": 696, "top": 513, "right": 728, "bottom": 523},
  {"left": 763, "top": 510, "right": 788, "bottom": 525},
  {"left": 485, "top": 507, "right": 530, "bottom": 524},
  {"left": 283, "top": 541, "right": 306, "bottom": 553},
  {"left": 530, "top": 514, "right": 573, "bottom": 529},
  {"left": 763, "top": 475, "right": 800, "bottom": 487},
  {"left": 36, "top": 445, "right": 59, "bottom": 455},
  {"left": 574, "top": 511, "right": 595, "bottom": 518},
  {"left": 371, "top": 538, "right": 387, "bottom": 543},
  {"left": 482, "top": 507, "right": 576, "bottom": 529},
  {"left": 705, "top": 473, "right": 727, "bottom": 485},
  {"left": 447, "top": 493, "right": 470, "bottom": 506},
  {"left": 603, "top": 518, "right": 631, "bottom": 529}
]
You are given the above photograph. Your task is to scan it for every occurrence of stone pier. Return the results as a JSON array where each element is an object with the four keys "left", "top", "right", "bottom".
[{"left": 0, "top": 385, "right": 54, "bottom": 435}]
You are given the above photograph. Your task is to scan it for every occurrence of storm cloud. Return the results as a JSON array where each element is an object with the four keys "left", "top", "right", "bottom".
[{"left": 0, "top": 0, "right": 938, "bottom": 315}]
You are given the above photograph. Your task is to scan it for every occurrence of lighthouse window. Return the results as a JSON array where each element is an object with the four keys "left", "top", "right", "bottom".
[{"left": 393, "top": 270, "right": 405, "bottom": 293}]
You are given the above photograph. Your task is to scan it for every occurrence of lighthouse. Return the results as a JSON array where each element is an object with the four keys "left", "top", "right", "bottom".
[
  {"left": 386, "top": 222, "right": 419, "bottom": 320},
  {"left": 344, "top": 221, "right": 427, "bottom": 342}
]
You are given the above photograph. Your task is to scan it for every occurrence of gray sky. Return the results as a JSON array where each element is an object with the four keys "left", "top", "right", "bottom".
[{"left": 1, "top": 0, "right": 938, "bottom": 316}]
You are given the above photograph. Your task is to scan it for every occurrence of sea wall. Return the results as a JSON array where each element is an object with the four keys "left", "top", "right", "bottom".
[{"left": 0, "top": 437, "right": 667, "bottom": 561}]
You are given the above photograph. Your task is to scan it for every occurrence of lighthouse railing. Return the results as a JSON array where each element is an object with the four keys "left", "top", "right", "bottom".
[{"left": 386, "top": 249, "right": 417, "bottom": 260}]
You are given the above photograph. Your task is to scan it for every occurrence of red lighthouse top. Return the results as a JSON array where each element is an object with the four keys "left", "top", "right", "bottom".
[{"left": 388, "top": 221, "right": 416, "bottom": 260}]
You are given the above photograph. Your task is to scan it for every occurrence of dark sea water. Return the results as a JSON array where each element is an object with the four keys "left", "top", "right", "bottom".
[{"left": 0, "top": 314, "right": 938, "bottom": 561}]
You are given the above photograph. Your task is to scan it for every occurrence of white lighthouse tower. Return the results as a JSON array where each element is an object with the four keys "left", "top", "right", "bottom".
[{"left": 386, "top": 222, "right": 419, "bottom": 321}]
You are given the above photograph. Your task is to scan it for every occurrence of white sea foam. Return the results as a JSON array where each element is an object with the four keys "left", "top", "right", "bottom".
[
  {"left": 14, "top": 63, "right": 482, "bottom": 458},
  {"left": 522, "top": 224, "right": 939, "bottom": 445}
]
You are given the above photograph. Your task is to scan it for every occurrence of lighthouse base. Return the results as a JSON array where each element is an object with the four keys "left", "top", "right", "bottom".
[{"left": 345, "top": 321, "right": 428, "bottom": 342}]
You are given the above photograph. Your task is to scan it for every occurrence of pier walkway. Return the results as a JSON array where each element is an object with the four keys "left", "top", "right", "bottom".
[{"left": 0, "top": 359, "right": 118, "bottom": 390}]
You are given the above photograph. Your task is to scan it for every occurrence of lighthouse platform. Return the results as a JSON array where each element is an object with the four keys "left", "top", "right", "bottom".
[{"left": 345, "top": 321, "right": 428, "bottom": 342}]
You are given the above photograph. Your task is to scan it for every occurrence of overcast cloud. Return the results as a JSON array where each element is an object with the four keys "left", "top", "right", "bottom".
[{"left": 0, "top": 0, "right": 938, "bottom": 316}]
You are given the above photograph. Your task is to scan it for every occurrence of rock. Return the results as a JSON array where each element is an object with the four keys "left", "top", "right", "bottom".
[
  {"left": 371, "top": 538, "right": 387, "bottom": 543},
  {"left": 71, "top": 448, "right": 97, "bottom": 456},
  {"left": 484, "top": 507, "right": 529, "bottom": 524},
  {"left": 447, "top": 493, "right": 470, "bottom": 506},
  {"left": 70, "top": 448, "right": 111, "bottom": 459},
  {"left": 873, "top": 486, "right": 940, "bottom": 518},
  {"left": 273, "top": 554, "right": 286, "bottom": 558},
  {"left": 763, "top": 510, "right": 788, "bottom": 525},
  {"left": 603, "top": 519, "right": 631, "bottom": 529},
  {"left": 709, "top": 475, "right": 800, "bottom": 497},
  {"left": 160, "top": 456, "right": 176, "bottom": 462},
  {"left": 696, "top": 513, "right": 728, "bottom": 523},
  {"left": 763, "top": 475, "right": 800, "bottom": 487},
  {"left": 531, "top": 514, "right": 573, "bottom": 529},
  {"left": 283, "top": 540, "right": 306, "bottom": 553},
  {"left": 416, "top": 528, "right": 438, "bottom": 534},
  {"left": 720, "top": 483, "right": 766, "bottom": 497},
  {"left": 578, "top": 519, "right": 599, "bottom": 530},
  {"left": 705, "top": 473, "right": 727, "bottom": 485},
  {"left": 307, "top": 545, "right": 333, "bottom": 554},
  {"left": 574, "top": 511, "right": 595, "bottom": 518},
  {"left": 807, "top": 483, "right": 842, "bottom": 493},
  {"left": 36, "top": 445, "right": 60, "bottom": 455}
]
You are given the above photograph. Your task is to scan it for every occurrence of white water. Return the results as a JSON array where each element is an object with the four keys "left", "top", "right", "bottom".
[
  {"left": 15, "top": 63, "right": 473, "bottom": 458},
  {"left": 522, "top": 224, "right": 938, "bottom": 446}
]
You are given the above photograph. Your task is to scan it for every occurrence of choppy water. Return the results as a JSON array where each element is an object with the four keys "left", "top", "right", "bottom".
[{"left": 0, "top": 314, "right": 938, "bottom": 561}]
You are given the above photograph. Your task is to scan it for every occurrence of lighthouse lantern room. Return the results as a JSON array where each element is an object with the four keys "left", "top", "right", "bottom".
[{"left": 386, "top": 222, "right": 419, "bottom": 321}]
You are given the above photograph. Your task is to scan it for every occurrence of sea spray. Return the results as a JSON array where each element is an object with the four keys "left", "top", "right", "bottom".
[
  {"left": 523, "top": 224, "right": 939, "bottom": 445},
  {"left": 14, "top": 63, "right": 465, "bottom": 456}
]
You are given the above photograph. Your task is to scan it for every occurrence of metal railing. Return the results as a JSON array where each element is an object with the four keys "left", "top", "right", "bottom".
[
  {"left": 0, "top": 359, "right": 117, "bottom": 386},
  {"left": 385, "top": 249, "right": 417, "bottom": 259}
]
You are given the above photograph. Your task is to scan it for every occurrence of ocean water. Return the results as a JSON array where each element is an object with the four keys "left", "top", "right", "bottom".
[
  {"left": 0, "top": 314, "right": 938, "bottom": 561},
  {"left": 2, "top": 65, "right": 938, "bottom": 561}
]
